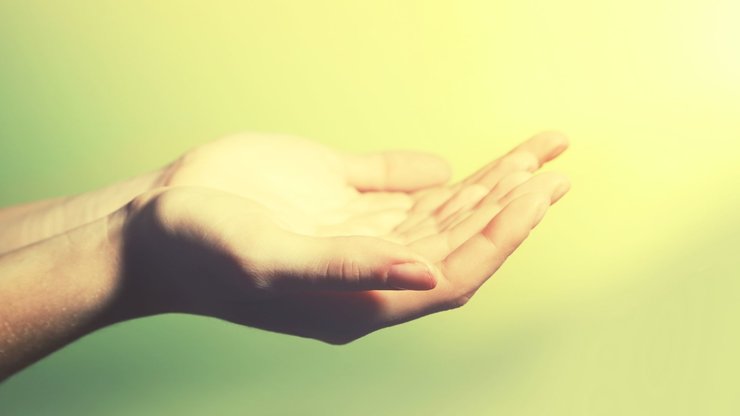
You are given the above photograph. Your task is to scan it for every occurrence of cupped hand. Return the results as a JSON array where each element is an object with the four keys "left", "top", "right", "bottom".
[{"left": 119, "top": 132, "right": 570, "bottom": 344}]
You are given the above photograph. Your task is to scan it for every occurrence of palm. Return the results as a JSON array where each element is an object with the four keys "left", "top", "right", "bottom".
[
  {"left": 164, "top": 134, "right": 424, "bottom": 239},
  {"left": 162, "top": 133, "right": 570, "bottom": 343}
]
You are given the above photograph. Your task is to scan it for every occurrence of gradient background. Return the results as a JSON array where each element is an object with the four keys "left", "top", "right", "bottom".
[{"left": 1, "top": 1, "right": 739, "bottom": 414}]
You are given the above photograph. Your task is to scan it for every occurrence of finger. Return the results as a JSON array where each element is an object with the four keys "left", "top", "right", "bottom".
[
  {"left": 395, "top": 184, "right": 488, "bottom": 243},
  {"left": 465, "top": 152, "right": 539, "bottom": 189},
  {"left": 356, "top": 192, "right": 556, "bottom": 325},
  {"left": 461, "top": 131, "right": 570, "bottom": 187},
  {"left": 344, "top": 150, "right": 452, "bottom": 192},
  {"left": 505, "top": 130, "right": 570, "bottom": 165},
  {"left": 270, "top": 233, "right": 439, "bottom": 291},
  {"left": 436, "top": 203, "right": 477, "bottom": 232},
  {"left": 410, "top": 187, "right": 454, "bottom": 213},
  {"left": 497, "top": 171, "right": 571, "bottom": 207},
  {"left": 428, "top": 132, "right": 566, "bottom": 235},
  {"left": 466, "top": 171, "right": 569, "bottom": 219},
  {"left": 433, "top": 184, "right": 489, "bottom": 223},
  {"left": 391, "top": 187, "right": 453, "bottom": 235},
  {"left": 440, "top": 193, "right": 550, "bottom": 295},
  {"left": 484, "top": 171, "right": 533, "bottom": 203},
  {"left": 408, "top": 197, "right": 502, "bottom": 262},
  {"left": 407, "top": 173, "right": 569, "bottom": 261}
]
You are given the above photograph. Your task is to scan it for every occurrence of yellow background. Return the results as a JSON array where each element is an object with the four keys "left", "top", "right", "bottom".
[{"left": 1, "top": 0, "right": 739, "bottom": 414}]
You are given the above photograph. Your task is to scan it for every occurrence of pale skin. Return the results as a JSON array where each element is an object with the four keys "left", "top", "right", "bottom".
[{"left": 0, "top": 131, "right": 570, "bottom": 381}]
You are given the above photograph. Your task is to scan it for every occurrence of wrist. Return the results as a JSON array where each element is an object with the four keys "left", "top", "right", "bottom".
[
  {"left": 52, "top": 207, "right": 144, "bottom": 329},
  {"left": 63, "top": 193, "right": 175, "bottom": 327},
  {"left": 0, "top": 169, "right": 167, "bottom": 255},
  {"left": 103, "top": 189, "right": 176, "bottom": 322}
]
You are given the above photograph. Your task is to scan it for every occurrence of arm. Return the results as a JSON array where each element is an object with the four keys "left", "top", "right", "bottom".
[
  {"left": 0, "top": 132, "right": 570, "bottom": 382},
  {"left": 0, "top": 186, "right": 443, "bottom": 381},
  {"left": 0, "top": 170, "right": 164, "bottom": 255},
  {"left": 0, "top": 211, "right": 128, "bottom": 380}
]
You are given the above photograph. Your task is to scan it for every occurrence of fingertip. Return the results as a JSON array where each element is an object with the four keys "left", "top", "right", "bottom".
[
  {"left": 553, "top": 175, "right": 572, "bottom": 203},
  {"left": 532, "top": 195, "right": 551, "bottom": 227},
  {"left": 546, "top": 131, "right": 570, "bottom": 157},
  {"left": 536, "top": 171, "right": 571, "bottom": 203},
  {"left": 533, "top": 131, "right": 570, "bottom": 161},
  {"left": 535, "top": 130, "right": 569, "bottom": 146}
]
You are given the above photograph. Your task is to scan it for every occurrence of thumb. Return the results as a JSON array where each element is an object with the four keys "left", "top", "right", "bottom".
[{"left": 266, "top": 233, "right": 439, "bottom": 292}]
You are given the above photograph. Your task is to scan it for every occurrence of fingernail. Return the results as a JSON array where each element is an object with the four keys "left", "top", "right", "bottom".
[{"left": 386, "top": 262, "right": 437, "bottom": 290}]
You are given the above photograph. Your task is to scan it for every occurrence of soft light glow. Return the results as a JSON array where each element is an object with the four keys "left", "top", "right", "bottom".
[{"left": 1, "top": 0, "right": 738, "bottom": 414}]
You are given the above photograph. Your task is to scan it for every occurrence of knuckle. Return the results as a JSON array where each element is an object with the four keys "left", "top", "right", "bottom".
[{"left": 325, "top": 255, "right": 365, "bottom": 287}]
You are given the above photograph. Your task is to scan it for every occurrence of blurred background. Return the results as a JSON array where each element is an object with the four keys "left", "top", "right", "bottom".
[{"left": 1, "top": 0, "right": 738, "bottom": 414}]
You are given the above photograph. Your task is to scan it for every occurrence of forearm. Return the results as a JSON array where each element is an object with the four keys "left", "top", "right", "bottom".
[
  {"left": 0, "top": 197, "right": 65, "bottom": 224},
  {"left": 0, "top": 169, "right": 164, "bottom": 254},
  {"left": 0, "top": 210, "right": 131, "bottom": 381}
]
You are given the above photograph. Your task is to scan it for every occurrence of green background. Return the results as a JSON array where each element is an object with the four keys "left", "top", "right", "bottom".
[{"left": 1, "top": 0, "right": 739, "bottom": 414}]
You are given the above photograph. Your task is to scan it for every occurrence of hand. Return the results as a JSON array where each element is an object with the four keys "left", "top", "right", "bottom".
[{"left": 117, "top": 132, "right": 570, "bottom": 344}]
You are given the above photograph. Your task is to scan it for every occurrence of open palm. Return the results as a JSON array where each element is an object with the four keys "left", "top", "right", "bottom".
[{"left": 148, "top": 132, "right": 570, "bottom": 344}]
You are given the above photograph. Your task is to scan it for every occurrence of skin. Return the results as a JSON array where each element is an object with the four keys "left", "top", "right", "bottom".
[{"left": 0, "top": 131, "right": 570, "bottom": 381}]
